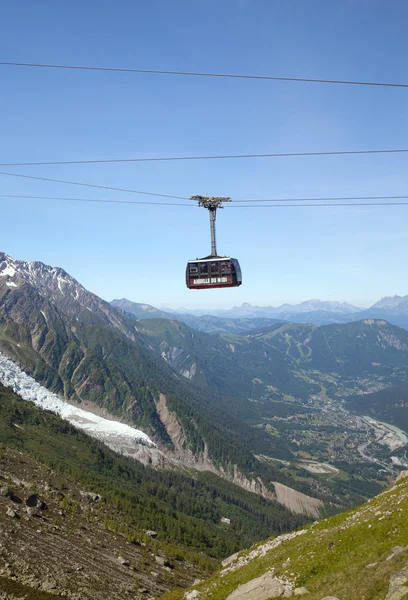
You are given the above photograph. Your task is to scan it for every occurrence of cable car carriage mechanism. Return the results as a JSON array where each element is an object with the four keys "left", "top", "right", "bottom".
[{"left": 186, "top": 195, "right": 242, "bottom": 290}]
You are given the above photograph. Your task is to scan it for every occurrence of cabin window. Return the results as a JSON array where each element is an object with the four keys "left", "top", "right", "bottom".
[
  {"left": 189, "top": 263, "right": 198, "bottom": 274},
  {"left": 210, "top": 262, "right": 219, "bottom": 274},
  {"left": 200, "top": 263, "right": 208, "bottom": 274},
  {"left": 220, "top": 261, "right": 231, "bottom": 273}
]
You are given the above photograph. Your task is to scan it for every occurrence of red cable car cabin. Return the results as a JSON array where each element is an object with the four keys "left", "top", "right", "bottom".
[{"left": 186, "top": 256, "right": 242, "bottom": 290}]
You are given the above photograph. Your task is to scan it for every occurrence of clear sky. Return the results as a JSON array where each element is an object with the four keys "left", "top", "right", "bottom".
[{"left": 2, "top": 0, "right": 408, "bottom": 309}]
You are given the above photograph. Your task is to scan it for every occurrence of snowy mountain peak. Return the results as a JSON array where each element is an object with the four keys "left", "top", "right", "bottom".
[
  {"left": 0, "top": 251, "right": 136, "bottom": 340},
  {"left": 0, "top": 251, "right": 85, "bottom": 299}
]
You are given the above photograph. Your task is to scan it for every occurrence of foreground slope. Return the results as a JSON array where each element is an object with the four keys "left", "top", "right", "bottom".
[
  {"left": 162, "top": 472, "right": 408, "bottom": 600},
  {"left": 0, "top": 382, "right": 310, "bottom": 599}
]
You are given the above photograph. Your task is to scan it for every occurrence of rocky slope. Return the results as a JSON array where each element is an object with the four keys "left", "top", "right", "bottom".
[
  {"left": 0, "top": 447, "right": 197, "bottom": 600},
  {"left": 161, "top": 472, "right": 408, "bottom": 600}
]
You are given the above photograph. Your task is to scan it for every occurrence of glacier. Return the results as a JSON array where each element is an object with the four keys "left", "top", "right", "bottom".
[{"left": 0, "top": 352, "right": 156, "bottom": 454}]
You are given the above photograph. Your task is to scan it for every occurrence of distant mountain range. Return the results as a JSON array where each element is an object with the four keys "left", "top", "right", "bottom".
[
  {"left": 162, "top": 299, "right": 363, "bottom": 318},
  {"left": 112, "top": 298, "right": 284, "bottom": 334},
  {"left": 115, "top": 297, "right": 408, "bottom": 332}
]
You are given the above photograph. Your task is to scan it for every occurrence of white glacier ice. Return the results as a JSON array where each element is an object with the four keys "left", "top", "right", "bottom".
[{"left": 0, "top": 352, "right": 156, "bottom": 454}]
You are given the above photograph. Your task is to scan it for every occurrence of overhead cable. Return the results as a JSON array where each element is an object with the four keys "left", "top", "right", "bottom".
[
  {"left": 233, "top": 194, "right": 408, "bottom": 203},
  {"left": 1, "top": 60, "right": 408, "bottom": 89},
  {"left": 0, "top": 171, "right": 189, "bottom": 200},
  {"left": 2, "top": 172, "right": 408, "bottom": 206},
  {"left": 0, "top": 194, "right": 194, "bottom": 207},
  {"left": 2, "top": 148, "right": 408, "bottom": 167},
  {"left": 2, "top": 193, "right": 408, "bottom": 209},
  {"left": 229, "top": 202, "right": 408, "bottom": 208}
]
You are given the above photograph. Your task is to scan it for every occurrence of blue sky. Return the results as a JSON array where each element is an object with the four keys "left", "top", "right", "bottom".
[{"left": 1, "top": 0, "right": 408, "bottom": 309}]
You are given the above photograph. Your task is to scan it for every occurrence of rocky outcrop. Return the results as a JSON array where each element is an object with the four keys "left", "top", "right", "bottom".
[
  {"left": 385, "top": 566, "right": 408, "bottom": 599},
  {"left": 221, "top": 530, "right": 307, "bottom": 577},
  {"left": 226, "top": 571, "right": 293, "bottom": 599}
]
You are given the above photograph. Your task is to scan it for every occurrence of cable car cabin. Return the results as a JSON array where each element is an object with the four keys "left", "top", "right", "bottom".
[{"left": 186, "top": 257, "right": 242, "bottom": 290}]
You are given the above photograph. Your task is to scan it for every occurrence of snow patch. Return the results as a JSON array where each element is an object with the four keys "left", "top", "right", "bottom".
[
  {"left": 0, "top": 264, "right": 16, "bottom": 278},
  {"left": 0, "top": 352, "right": 156, "bottom": 453},
  {"left": 6, "top": 281, "right": 18, "bottom": 288},
  {"left": 57, "top": 275, "right": 66, "bottom": 292}
]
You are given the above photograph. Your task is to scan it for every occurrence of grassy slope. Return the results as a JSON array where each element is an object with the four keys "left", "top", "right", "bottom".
[{"left": 161, "top": 473, "right": 408, "bottom": 600}]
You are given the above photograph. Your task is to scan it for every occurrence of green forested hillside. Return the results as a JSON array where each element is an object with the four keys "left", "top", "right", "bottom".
[
  {"left": 240, "top": 319, "right": 408, "bottom": 374},
  {"left": 136, "top": 318, "right": 318, "bottom": 402},
  {"left": 137, "top": 318, "right": 408, "bottom": 411},
  {"left": 0, "top": 383, "right": 307, "bottom": 557}
]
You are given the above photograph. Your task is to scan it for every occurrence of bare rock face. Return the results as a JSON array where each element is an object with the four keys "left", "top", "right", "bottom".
[
  {"left": 226, "top": 571, "right": 293, "bottom": 599},
  {"left": 185, "top": 591, "right": 201, "bottom": 600},
  {"left": 385, "top": 566, "right": 408, "bottom": 599},
  {"left": 26, "top": 506, "right": 41, "bottom": 517},
  {"left": 0, "top": 487, "right": 11, "bottom": 498},
  {"left": 145, "top": 530, "right": 158, "bottom": 538}
]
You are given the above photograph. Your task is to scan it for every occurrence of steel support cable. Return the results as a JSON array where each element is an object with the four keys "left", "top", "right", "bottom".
[
  {"left": 2, "top": 148, "right": 408, "bottom": 167},
  {"left": 227, "top": 202, "right": 408, "bottom": 208},
  {"left": 0, "top": 170, "right": 189, "bottom": 200},
  {"left": 233, "top": 194, "right": 408, "bottom": 202},
  {"left": 2, "top": 172, "right": 408, "bottom": 205},
  {"left": 1, "top": 60, "right": 408, "bottom": 89},
  {"left": 0, "top": 194, "right": 194, "bottom": 207},
  {"left": 2, "top": 193, "right": 408, "bottom": 209},
  {"left": 3, "top": 172, "right": 408, "bottom": 207}
]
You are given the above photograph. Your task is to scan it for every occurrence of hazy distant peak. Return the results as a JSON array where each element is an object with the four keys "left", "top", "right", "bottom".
[
  {"left": 111, "top": 298, "right": 170, "bottom": 319},
  {"left": 277, "top": 300, "right": 362, "bottom": 314},
  {"left": 371, "top": 295, "right": 408, "bottom": 309},
  {"left": 226, "top": 299, "right": 363, "bottom": 316}
]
